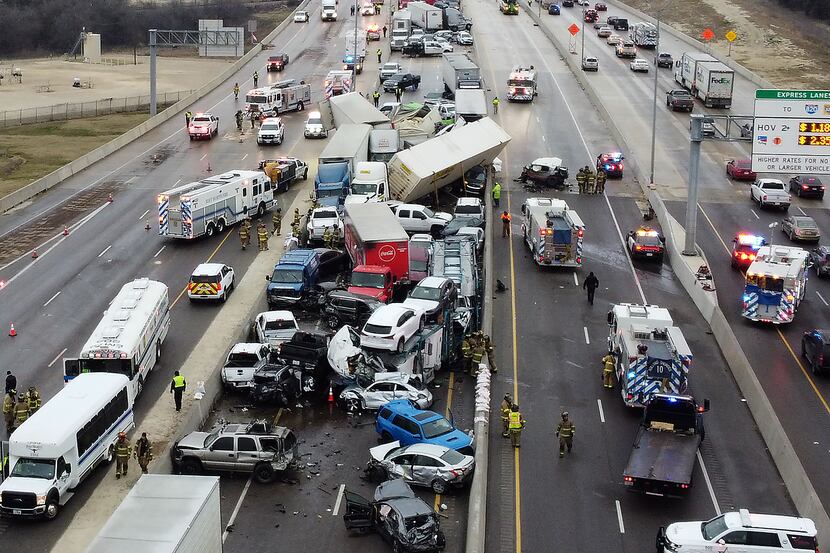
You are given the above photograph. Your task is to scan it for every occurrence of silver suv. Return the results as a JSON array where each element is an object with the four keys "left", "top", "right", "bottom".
[{"left": 171, "top": 419, "right": 298, "bottom": 483}]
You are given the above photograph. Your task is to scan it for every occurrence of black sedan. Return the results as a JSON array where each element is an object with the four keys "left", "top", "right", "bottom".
[
  {"left": 383, "top": 73, "right": 421, "bottom": 92},
  {"left": 809, "top": 245, "right": 830, "bottom": 278},
  {"left": 802, "top": 329, "right": 830, "bottom": 375},
  {"left": 789, "top": 175, "right": 825, "bottom": 199},
  {"left": 314, "top": 248, "right": 350, "bottom": 279}
]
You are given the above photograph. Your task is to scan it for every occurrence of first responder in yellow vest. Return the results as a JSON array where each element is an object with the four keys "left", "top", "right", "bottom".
[
  {"left": 556, "top": 411, "right": 575, "bottom": 458},
  {"left": 3, "top": 391, "right": 15, "bottom": 433},
  {"left": 115, "top": 432, "right": 132, "bottom": 479},
  {"left": 376, "top": 48, "right": 382, "bottom": 63},
  {"left": 26, "top": 386, "right": 41, "bottom": 414},
  {"left": 492, "top": 96, "right": 500, "bottom": 114},
  {"left": 170, "top": 371, "right": 187, "bottom": 412},
  {"left": 601, "top": 351, "right": 616, "bottom": 389},
  {"left": 13, "top": 394, "right": 29, "bottom": 428},
  {"left": 500, "top": 393, "right": 512, "bottom": 438},
  {"left": 508, "top": 404, "right": 525, "bottom": 448},
  {"left": 491, "top": 181, "right": 501, "bottom": 208},
  {"left": 372, "top": 90, "right": 381, "bottom": 108}
]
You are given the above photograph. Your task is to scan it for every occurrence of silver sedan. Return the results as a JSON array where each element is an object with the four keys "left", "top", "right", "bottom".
[{"left": 366, "top": 441, "right": 475, "bottom": 493}]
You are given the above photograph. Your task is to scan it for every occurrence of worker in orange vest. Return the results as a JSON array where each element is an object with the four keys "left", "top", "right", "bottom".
[{"left": 500, "top": 211, "right": 511, "bottom": 238}]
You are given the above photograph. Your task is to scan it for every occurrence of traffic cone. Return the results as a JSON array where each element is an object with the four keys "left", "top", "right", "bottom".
[
  {"left": 31, "top": 250, "right": 38, "bottom": 258},
  {"left": 8, "top": 323, "right": 16, "bottom": 337},
  {"left": 63, "top": 226, "right": 69, "bottom": 236},
  {"left": 328, "top": 386, "right": 334, "bottom": 403}
]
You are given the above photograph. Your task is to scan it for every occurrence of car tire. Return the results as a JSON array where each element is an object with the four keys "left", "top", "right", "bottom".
[
  {"left": 105, "top": 444, "right": 115, "bottom": 464},
  {"left": 253, "top": 462, "right": 276, "bottom": 484},
  {"left": 326, "top": 315, "right": 341, "bottom": 330},
  {"left": 345, "top": 396, "right": 362, "bottom": 413},
  {"left": 298, "top": 102, "right": 305, "bottom": 111},
  {"left": 802, "top": 339, "right": 808, "bottom": 360},
  {"left": 430, "top": 478, "right": 448, "bottom": 494},
  {"left": 220, "top": 290, "right": 227, "bottom": 303},
  {"left": 180, "top": 458, "right": 202, "bottom": 475},
  {"left": 257, "top": 203, "right": 266, "bottom": 218},
  {"left": 396, "top": 339, "right": 405, "bottom": 353}
]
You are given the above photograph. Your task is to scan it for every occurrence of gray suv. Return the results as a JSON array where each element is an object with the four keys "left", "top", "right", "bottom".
[{"left": 171, "top": 419, "right": 298, "bottom": 483}]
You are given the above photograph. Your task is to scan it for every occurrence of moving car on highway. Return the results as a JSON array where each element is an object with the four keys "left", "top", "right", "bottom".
[
  {"left": 548, "top": 3, "right": 560, "bottom": 14},
  {"left": 596, "top": 25, "right": 612, "bottom": 37},
  {"left": 656, "top": 52, "right": 673, "bottom": 67},
  {"left": 582, "top": 56, "right": 599, "bottom": 71},
  {"left": 808, "top": 245, "right": 830, "bottom": 278},
  {"left": 293, "top": 10, "right": 309, "bottom": 22},
  {"left": 188, "top": 263, "right": 235, "bottom": 303},
  {"left": 726, "top": 158, "right": 756, "bottom": 180},
  {"left": 789, "top": 175, "right": 825, "bottom": 199},
  {"left": 731, "top": 233, "right": 766, "bottom": 269},
  {"left": 597, "top": 152, "right": 624, "bottom": 178},
  {"left": 802, "top": 329, "right": 830, "bottom": 374},
  {"left": 781, "top": 215, "right": 820, "bottom": 242},
  {"left": 666, "top": 89, "right": 694, "bottom": 112},
  {"left": 616, "top": 40, "right": 637, "bottom": 57},
  {"left": 606, "top": 34, "right": 622, "bottom": 45},
  {"left": 629, "top": 58, "right": 650, "bottom": 72},
  {"left": 750, "top": 179, "right": 791, "bottom": 210}
]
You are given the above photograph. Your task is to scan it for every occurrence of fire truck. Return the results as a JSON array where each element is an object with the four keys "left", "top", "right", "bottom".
[
  {"left": 245, "top": 79, "right": 312, "bottom": 116},
  {"left": 520, "top": 197, "right": 584, "bottom": 268},
  {"left": 742, "top": 245, "right": 809, "bottom": 324},
  {"left": 324, "top": 70, "right": 354, "bottom": 99},
  {"left": 607, "top": 303, "right": 692, "bottom": 408},
  {"left": 507, "top": 65, "right": 538, "bottom": 102}
]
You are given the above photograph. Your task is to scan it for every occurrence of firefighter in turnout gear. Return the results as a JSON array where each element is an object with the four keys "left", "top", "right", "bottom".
[
  {"left": 115, "top": 432, "right": 132, "bottom": 479},
  {"left": 556, "top": 411, "right": 575, "bottom": 457},
  {"left": 239, "top": 223, "right": 251, "bottom": 250},
  {"left": 585, "top": 166, "right": 596, "bottom": 194},
  {"left": 508, "top": 404, "right": 525, "bottom": 448},
  {"left": 602, "top": 351, "right": 616, "bottom": 389},
  {"left": 323, "top": 226, "right": 333, "bottom": 249},
  {"left": 257, "top": 222, "right": 269, "bottom": 251},
  {"left": 331, "top": 225, "right": 341, "bottom": 247},
  {"left": 471, "top": 336, "right": 485, "bottom": 374},
  {"left": 576, "top": 168, "right": 587, "bottom": 194},
  {"left": 3, "top": 391, "right": 15, "bottom": 433},
  {"left": 481, "top": 332, "right": 497, "bottom": 373},
  {"left": 134, "top": 432, "right": 153, "bottom": 474},
  {"left": 293, "top": 208, "right": 301, "bottom": 227},
  {"left": 272, "top": 208, "right": 282, "bottom": 235},
  {"left": 13, "top": 394, "right": 29, "bottom": 428},
  {"left": 595, "top": 169, "right": 607, "bottom": 194},
  {"left": 26, "top": 386, "right": 41, "bottom": 414},
  {"left": 500, "top": 393, "right": 512, "bottom": 437},
  {"left": 461, "top": 335, "right": 473, "bottom": 373}
]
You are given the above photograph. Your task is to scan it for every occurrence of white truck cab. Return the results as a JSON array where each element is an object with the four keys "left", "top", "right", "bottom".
[{"left": 346, "top": 161, "right": 389, "bottom": 204}]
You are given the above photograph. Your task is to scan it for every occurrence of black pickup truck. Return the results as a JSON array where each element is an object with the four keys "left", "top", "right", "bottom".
[
  {"left": 666, "top": 89, "right": 694, "bottom": 112},
  {"left": 271, "top": 331, "right": 330, "bottom": 397},
  {"left": 623, "top": 394, "right": 709, "bottom": 497}
]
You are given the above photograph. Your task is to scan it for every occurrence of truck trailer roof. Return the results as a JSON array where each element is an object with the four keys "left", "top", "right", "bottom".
[{"left": 345, "top": 203, "right": 410, "bottom": 242}]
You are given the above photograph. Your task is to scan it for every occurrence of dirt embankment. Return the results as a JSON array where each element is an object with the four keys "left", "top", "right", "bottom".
[{"left": 620, "top": 0, "right": 830, "bottom": 89}]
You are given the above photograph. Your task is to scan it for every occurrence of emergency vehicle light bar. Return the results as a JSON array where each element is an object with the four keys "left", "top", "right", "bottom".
[{"left": 736, "top": 234, "right": 764, "bottom": 248}]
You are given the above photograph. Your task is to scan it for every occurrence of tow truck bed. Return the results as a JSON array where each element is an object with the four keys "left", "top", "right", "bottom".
[{"left": 623, "top": 426, "right": 700, "bottom": 496}]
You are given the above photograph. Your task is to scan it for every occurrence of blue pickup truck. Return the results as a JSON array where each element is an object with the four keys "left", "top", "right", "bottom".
[{"left": 266, "top": 249, "right": 321, "bottom": 309}]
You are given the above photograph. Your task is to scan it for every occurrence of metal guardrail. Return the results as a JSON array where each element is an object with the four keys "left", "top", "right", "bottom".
[{"left": 0, "top": 90, "right": 195, "bottom": 128}]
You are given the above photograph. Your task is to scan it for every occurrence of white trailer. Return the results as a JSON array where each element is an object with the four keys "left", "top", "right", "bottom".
[
  {"left": 441, "top": 53, "right": 482, "bottom": 96},
  {"left": 695, "top": 61, "right": 734, "bottom": 108},
  {"left": 245, "top": 79, "right": 311, "bottom": 116},
  {"left": 158, "top": 170, "right": 275, "bottom": 239},
  {"left": 520, "top": 197, "right": 585, "bottom": 268},
  {"left": 388, "top": 117, "right": 511, "bottom": 203},
  {"left": 673, "top": 52, "right": 717, "bottom": 95},
  {"left": 392, "top": 9, "right": 412, "bottom": 33},
  {"left": 408, "top": 1, "right": 443, "bottom": 30},
  {"left": 319, "top": 123, "right": 372, "bottom": 174},
  {"left": 85, "top": 475, "right": 222, "bottom": 553},
  {"left": 318, "top": 91, "right": 389, "bottom": 130},
  {"left": 454, "top": 89, "right": 488, "bottom": 122}
]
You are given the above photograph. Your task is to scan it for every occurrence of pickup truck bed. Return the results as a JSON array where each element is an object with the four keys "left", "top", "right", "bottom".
[{"left": 624, "top": 427, "right": 700, "bottom": 495}]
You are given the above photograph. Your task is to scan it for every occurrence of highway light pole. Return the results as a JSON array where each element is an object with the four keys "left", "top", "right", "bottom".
[
  {"left": 353, "top": 3, "right": 359, "bottom": 87},
  {"left": 581, "top": 7, "right": 585, "bottom": 61},
  {"left": 683, "top": 114, "right": 706, "bottom": 256},
  {"left": 648, "top": 17, "right": 661, "bottom": 184}
]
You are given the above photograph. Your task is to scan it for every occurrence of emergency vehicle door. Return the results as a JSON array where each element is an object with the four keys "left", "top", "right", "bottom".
[{"left": 1, "top": 441, "right": 9, "bottom": 483}]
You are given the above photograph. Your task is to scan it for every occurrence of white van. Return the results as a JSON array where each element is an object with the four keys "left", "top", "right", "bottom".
[{"left": 0, "top": 373, "right": 134, "bottom": 519}]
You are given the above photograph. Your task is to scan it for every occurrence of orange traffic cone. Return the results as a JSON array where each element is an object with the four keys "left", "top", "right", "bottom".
[
  {"left": 63, "top": 226, "right": 69, "bottom": 236},
  {"left": 31, "top": 250, "right": 38, "bottom": 258},
  {"left": 328, "top": 386, "right": 334, "bottom": 403},
  {"left": 8, "top": 323, "right": 16, "bottom": 337}
]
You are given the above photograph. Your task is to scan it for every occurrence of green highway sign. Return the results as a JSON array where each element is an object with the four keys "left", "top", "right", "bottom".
[{"left": 755, "top": 90, "right": 830, "bottom": 100}]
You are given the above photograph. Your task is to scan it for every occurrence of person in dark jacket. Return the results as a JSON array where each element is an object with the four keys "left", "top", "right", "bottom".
[
  {"left": 583, "top": 271, "right": 599, "bottom": 305},
  {"left": 4, "top": 371, "right": 16, "bottom": 395}
]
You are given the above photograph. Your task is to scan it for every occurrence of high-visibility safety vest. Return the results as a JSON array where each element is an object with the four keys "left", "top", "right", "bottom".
[
  {"left": 172, "top": 375, "right": 186, "bottom": 389},
  {"left": 558, "top": 421, "right": 575, "bottom": 438},
  {"left": 508, "top": 411, "right": 523, "bottom": 430},
  {"left": 501, "top": 213, "right": 511, "bottom": 223}
]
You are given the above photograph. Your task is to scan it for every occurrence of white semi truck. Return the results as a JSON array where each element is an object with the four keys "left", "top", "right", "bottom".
[
  {"left": 158, "top": 170, "right": 275, "bottom": 239},
  {"left": 408, "top": 1, "right": 443, "bottom": 30}
]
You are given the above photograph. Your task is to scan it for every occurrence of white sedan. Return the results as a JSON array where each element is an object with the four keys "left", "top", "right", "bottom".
[
  {"left": 293, "top": 10, "right": 309, "bottom": 22},
  {"left": 630, "top": 58, "right": 650, "bottom": 72},
  {"left": 340, "top": 372, "right": 433, "bottom": 410},
  {"left": 361, "top": 303, "right": 425, "bottom": 352},
  {"left": 456, "top": 31, "right": 474, "bottom": 45}
]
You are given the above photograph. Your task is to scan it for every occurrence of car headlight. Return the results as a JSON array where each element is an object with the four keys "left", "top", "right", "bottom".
[{"left": 36, "top": 494, "right": 47, "bottom": 505}]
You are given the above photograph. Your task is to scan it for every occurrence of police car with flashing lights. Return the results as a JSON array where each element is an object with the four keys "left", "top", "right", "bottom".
[
  {"left": 731, "top": 233, "right": 766, "bottom": 270},
  {"left": 597, "top": 152, "right": 624, "bottom": 178},
  {"left": 626, "top": 227, "right": 664, "bottom": 261},
  {"left": 188, "top": 113, "right": 219, "bottom": 140}
]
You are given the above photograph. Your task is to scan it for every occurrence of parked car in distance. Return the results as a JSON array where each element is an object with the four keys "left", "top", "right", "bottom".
[
  {"left": 750, "top": 178, "right": 790, "bottom": 210},
  {"left": 808, "top": 245, "right": 830, "bottom": 278},
  {"left": 375, "top": 399, "right": 474, "bottom": 453},
  {"left": 171, "top": 419, "right": 298, "bottom": 483},
  {"left": 789, "top": 175, "right": 825, "bottom": 199},
  {"left": 361, "top": 303, "right": 425, "bottom": 352},
  {"left": 630, "top": 58, "right": 650, "bottom": 72},
  {"left": 726, "top": 158, "right": 756, "bottom": 181},
  {"left": 781, "top": 215, "right": 820, "bottom": 242},
  {"left": 366, "top": 441, "right": 475, "bottom": 493},
  {"left": 548, "top": 3, "right": 560, "bottom": 14},
  {"left": 802, "top": 330, "right": 830, "bottom": 374},
  {"left": 322, "top": 289, "right": 382, "bottom": 330},
  {"left": 340, "top": 372, "right": 433, "bottom": 411},
  {"left": 582, "top": 56, "right": 599, "bottom": 71},
  {"left": 656, "top": 52, "right": 673, "bottom": 67},
  {"left": 403, "top": 276, "right": 457, "bottom": 320}
]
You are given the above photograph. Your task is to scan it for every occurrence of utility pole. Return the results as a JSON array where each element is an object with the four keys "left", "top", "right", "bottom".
[
  {"left": 580, "top": 7, "right": 585, "bottom": 61},
  {"left": 149, "top": 30, "right": 157, "bottom": 116},
  {"left": 683, "top": 114, "right": 705, "bottom": 256},
  {"left": 648, "top": 17, "right": 660, "bottom": 184}
]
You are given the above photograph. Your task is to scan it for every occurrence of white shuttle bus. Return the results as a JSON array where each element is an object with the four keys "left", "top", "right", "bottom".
[
  {"left": 63, "top": 278, "right": 170, "bottom": 398},
  {"left": 0, "top": 373, "right": 135, "bottom": 519}
]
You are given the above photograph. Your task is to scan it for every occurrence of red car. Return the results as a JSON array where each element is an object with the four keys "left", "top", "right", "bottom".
[
  {"left": 594, "top": 2, "right": 607, "bottom": 9},
  {"left": 726, "top": 158, "right": 756, "bottom": 181}
]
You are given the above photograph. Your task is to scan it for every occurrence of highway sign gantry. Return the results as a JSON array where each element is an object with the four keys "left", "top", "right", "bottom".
[{"left": 752, "top": 89, "right": 830, "bottom": 175}]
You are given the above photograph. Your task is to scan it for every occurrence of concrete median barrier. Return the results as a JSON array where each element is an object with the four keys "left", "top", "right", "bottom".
[{"left": 1, "top": 0, "right": 310, "bottom": 215}]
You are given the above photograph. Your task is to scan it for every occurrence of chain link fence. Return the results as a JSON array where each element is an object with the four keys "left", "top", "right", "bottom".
[{"left": 0, "top": 90, "right": 195, "bottom": 128}]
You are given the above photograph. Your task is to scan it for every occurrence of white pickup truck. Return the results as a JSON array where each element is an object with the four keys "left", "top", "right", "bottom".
[
  {"left": 750, "top": 178, "right": 791, "bottom": 210},
  {"left": 222, "top": 343, "right": 270, "bottom": 390}
]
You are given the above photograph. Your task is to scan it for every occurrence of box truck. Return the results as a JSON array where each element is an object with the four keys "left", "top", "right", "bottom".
[
  {"left": 442, "top": 53, "right": 482, "bottom": 96},
  {"left": 695, "top": 61, "right": 734, "bottom": 108},
  {"left": 408, "top": 1, "right": 443, "bottom": 30}
]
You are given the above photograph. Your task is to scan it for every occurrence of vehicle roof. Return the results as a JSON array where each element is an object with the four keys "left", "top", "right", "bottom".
[
  {"left": 329, "top": 289, "right": 381, "bottom": 302},
  {"left": 805, "top": 329, "right": 830, "bottom": 344},
  {"left": 229, "top": 342, "right": 266, "bottom": 354},
  {"left": 531, "top": 157, "right": 563, "bottom": 167},
  {"left": 798, "top": 175, "right": 823, "bottom": 183},
  {"left": 257, "top": 310, "right": 296, "bottom": 322},
  {"left": 398, "top": 442, "right": 454, "bottom": 457},
  {"left": 788, "top": 216, "right": 817, "bottom": 225},
  {"left": 416, "top": 276, "right": 452, "bottom": 288},
  {"left": 756, "top": 178, "right": 785, "bottom": 184},
  {"left": 726, "top": 510, "right": 817, "bottom": 535},
  {"left": 374, "top": 372, "right": 417, "bottom": 385},
  {"left": 383, "top": 399, "right": 440, "bottom": 419},
  {"left": 456, "top": 197, "right": 483, "bottom": 207},
  {"left": 261, "top": 117, "right": 283, "bottom": 124},
  {"left": 747, "top": 245, "right": 809, "bottom": 278},
  {"left": 12, "top": 374, "right": 130, "bottom": 447},
  {"left": 192, "top": 263, "right": 227, "bottom": 276},
  {"left": 344, "top": 203, "right": 409, "bottom": 242},
  {"left": 276, "top": 248, "right": 317, "bottom": 264},
  {"left": 368, "top": 303, "right": 418, "bottom": 324}
]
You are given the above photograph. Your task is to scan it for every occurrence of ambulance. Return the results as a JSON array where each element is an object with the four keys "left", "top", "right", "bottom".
[{"left": 742, "top": 245, "right": 809, "bottom": 324}]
